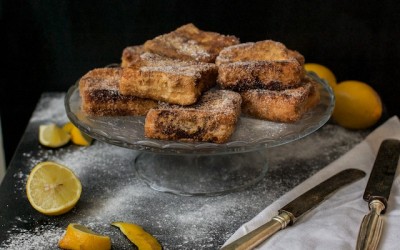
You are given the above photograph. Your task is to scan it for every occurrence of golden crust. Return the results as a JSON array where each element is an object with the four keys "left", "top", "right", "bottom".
[
  {"left": 288, "top": 49, "right": 305, "bottom": 66},
  {"left": 119, "top": 53, "right": 218, "bottom": 105},
  {"left": 79, "top": 67, "right": 158, "bottom": 116},
  {"left": 80, "top": 25, "right": 320, "bottom": 143},
  {"left": 216, "top": 40, "right": 305, "bottom": 90},
  {"left": 121, "top": 45, "right": 146, "bottom": 67},
  {"left": 144, "top": 90, "right": 242, "bottom": 143},
  {"left": 240, "top": 76, "right": 320, "bottom": 122},
  {"left": 143, "top": 23, "right": 240, "bottom": 63}
]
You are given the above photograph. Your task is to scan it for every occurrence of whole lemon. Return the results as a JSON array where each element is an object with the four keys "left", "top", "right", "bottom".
[
  {"left": 304, "top": 63, "right": 337, "bottom": 89},
  {"left": 332, "top": 80, "right": 382, "bottom": 129}
]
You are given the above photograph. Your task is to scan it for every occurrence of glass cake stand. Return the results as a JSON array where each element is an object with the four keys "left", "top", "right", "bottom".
[{"left": 65, "top": 72, "right": 335, "bottom": 196}]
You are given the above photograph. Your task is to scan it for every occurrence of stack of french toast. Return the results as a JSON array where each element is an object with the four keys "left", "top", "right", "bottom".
[{"left": 79, "top": 23, "right": 320, "bottom": 143}]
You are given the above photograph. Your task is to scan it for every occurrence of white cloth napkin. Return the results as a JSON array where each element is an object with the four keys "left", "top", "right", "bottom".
[{"left": 223, "top": 116, "right": 400, "bottom": 250}]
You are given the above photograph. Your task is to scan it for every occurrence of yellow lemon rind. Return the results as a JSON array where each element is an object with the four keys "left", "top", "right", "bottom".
[
  {"left": 304, "top": 63, "right": 337, "bottom": 89},
  {"left": 58, "top": 223, "right": 111, "bottom": 250},
  {"left": 332, "top": 80, "right": 382, "bottom": 129},
  {"left": 112, "top": 221, "right": 162, "bottom": 250}
]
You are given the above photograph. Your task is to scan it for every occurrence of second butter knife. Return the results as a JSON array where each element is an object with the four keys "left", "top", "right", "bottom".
[
  {"left": 221, "top": 168, "right": 366, "bottom": 250},
  {"left": 356, "top": 139, "right": 400, "bottom": 250}
]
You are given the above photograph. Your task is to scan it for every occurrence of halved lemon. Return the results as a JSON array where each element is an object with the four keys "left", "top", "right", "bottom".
[
  {"left": 58, "top": 223, "right": 111, "bottom": 250},
  {"left": 39, "top": 123, "right": 71, "bottom": 148},
  {"left": 26, "top": 161, "right": 82, "bottom": 216},
  {"left": 112, "top": 222, "right": 162, "bottom": 250}
]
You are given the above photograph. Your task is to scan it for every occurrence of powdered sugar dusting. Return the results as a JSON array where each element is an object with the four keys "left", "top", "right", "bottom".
[
  {"left": 216, "top": 40, "right": 290, "bottom": 65},
  {"left": 176, "top": 39, "right": 210, "bottom": 62},
  {"left": 29, "top": 93, "right": 68, "bottom": 123},
  {"left": 139, "top": 52, "right": 216, "bottom": 77},
  {"left": 143, "top": 23, "right": 239, "bottom": 63},
  {"left": 1, "top": 224, "right": 64, "bottom": 250},
  {"left": 80, "top": 68, "right": 122, "bottom": 92},
  {"left": 1, "top": 93, "right": 368, "bottom": 249}
]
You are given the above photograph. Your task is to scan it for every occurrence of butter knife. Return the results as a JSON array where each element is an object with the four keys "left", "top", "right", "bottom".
[
  {"left": 221, "top": 168, "right": 366, "bottom": 250},
  {"left": 356, "top": 139, "right": 400, "bottom": 250}
]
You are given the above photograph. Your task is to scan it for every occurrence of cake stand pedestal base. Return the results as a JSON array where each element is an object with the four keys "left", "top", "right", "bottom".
[{"left": 134, "top": 149, "right": 268, "bottom": 196}]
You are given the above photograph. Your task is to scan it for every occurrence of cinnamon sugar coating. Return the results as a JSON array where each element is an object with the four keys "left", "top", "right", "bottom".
[
  {"left": 216, "top": 40, "right": 305, "bottom": 90},
  {"left": 240, "top": 76, "right": 320, "bottom": 122},
  {"left": 79, "top": 25, "right": 322, "bottom": 145},
  {"left": 119, "top": 53, "right": 218, "bottom": 105},
  {"left": 121, "top": 45, "right": 146, "bottom": 68},
  {"left": 145, "top": 90, "right": 242, "bottom": 143},
  {"left": 144, "top": 23, "right": 240, "bottom": 63},
  {"left": 79, "top": 67, "right": 158, "bottom": 116}
]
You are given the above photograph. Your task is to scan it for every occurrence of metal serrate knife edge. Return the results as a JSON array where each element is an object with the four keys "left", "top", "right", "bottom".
[
  {"left": 356, "top": 139, "right": 400, "bottom": 250},
  {"left": 221, "top": 168, "right": 366, "bottom": 250},
  {"left": 362, "top": 139, "right": 400, "bottom": 212},
  {"left": 279, "top": 168, "right": 366, "bottom": 222}
]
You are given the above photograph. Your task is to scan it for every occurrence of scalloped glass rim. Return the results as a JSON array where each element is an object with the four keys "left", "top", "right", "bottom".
[{"left": 65, "top": 72, "right": 335, "bottom": 154}]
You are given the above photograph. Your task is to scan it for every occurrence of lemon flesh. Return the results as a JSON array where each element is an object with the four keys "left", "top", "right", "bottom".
[
  {"left": 26, "top": 161, "right": 82, "bottom": 216},
  {"left": 39, "top": 123, "right": 71, "bottom": 148},
  {"left": 58, "top": 223, "right": 111, "bottom": 250},
  {"left": 112, "top": 222, "right": 162, "bottom": 250}
]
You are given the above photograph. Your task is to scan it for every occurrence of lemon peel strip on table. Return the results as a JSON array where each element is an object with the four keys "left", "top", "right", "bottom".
[
  {"left": 112, "top": 221, "right": 162, "bottom": 250},
  {"left": 58, "top": 223, "right": 111, "bottom": 250}
]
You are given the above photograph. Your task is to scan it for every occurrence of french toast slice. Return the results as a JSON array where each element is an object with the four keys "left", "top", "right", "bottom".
[
  {"left": 144, "top": 90, "right": 242, "bottom": 143},
  {"left": 216, "top": 40, "right": 305, "bottom": 91},
  {"left": 121, "top": 45, "right": 145, "bottom": 67},
  {"left": 119, "top": 52, "right": 218, "bottom": 105},
  {"left": 240, "top": 76, "right": 320, "bottom": 122},
  {"left": 143, "top": 23, "right": 240, "bottom": 63},
  {"left": 79, "top": 67, "right": 158, "bottom": 116}
]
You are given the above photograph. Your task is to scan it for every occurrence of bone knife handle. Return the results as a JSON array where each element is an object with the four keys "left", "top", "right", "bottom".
[
  {"left": 221, "top": 211, "right": 292, "bottom": 250},
  {"left": 356, "top": 200, "right": 385, "bottom": 250}
]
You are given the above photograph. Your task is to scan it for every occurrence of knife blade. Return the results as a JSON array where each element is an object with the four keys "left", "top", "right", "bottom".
[
  {"left": 356, "top": 139, "right": 400, "bottom": 250},
  {"left": 221, "top": 168, "right": 366, "bottom": 250}
]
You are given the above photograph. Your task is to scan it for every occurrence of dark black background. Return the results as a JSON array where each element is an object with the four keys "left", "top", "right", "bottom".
[{"left": 2, "top": 0, "right": 400, "bottom": 166}]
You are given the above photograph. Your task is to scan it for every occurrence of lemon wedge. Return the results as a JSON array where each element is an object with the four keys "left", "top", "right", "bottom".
[
  {"left": 39, "top": 123, "right": 71, "bottom": 148},
  {"left": 112, "top": 222, "right": 162, "bottom": 250},
  {"left": 62, "top": 121, "right": 75, "bottom": 133},
  {"left": 71, "top": 126, "right": 93, "bottom": 146},
  {"left": 26, "top": 161, "right": 82, "bottom": 216},
  {"left": 63, "top": 122, "right": 93, "bottom": 146},
  {"left": 58, "top": 223, "right": 111, "bottom": 250}
]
